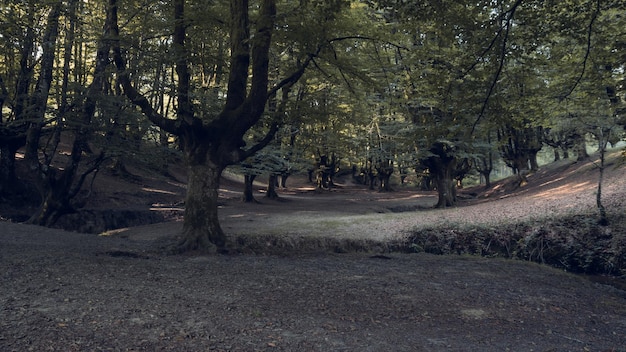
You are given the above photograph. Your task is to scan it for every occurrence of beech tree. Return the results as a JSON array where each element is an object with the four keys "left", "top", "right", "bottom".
[{"left": 111, "top": 0, "right": 356, "bottom": 251}]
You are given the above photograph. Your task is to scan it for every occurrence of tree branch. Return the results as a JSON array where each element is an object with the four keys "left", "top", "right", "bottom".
[
  {"left": 560, "top": 0, "right": 601, "bottom": 101},
  {"left": 240, "top": 121, "right": 280, "bottom": 160},
  {"left": 470, "top": 0, "right": 523, "bottom": 135},
  {"left": 109, "top": 0, "right": 181, "bottom": 135},
  {"left": 242, "top": 79, "right": 295, "bottom": 161},
  {"left": 224, "top": 0, "right": 251, "bottom": 111}
]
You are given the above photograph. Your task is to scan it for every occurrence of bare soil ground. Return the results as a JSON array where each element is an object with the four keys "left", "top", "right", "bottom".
[{"left": 1, "top": 151, "right": 626, "bottom": 351}]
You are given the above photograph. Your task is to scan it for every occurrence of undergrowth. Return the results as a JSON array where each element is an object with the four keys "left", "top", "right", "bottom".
[
  {"left": 231, "top": 212, "right": 626, "bottom": 277},
  {"left": 404, "top": 212, "right": 626, "bottom": 276}
]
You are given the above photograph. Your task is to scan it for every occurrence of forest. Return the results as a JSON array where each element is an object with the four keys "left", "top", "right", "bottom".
[
  {"left": 2, "top": 1, "right": 626, "bottom": 350},
  {"left": 0, "top": 0, "right": 625, "bottom": 253}
]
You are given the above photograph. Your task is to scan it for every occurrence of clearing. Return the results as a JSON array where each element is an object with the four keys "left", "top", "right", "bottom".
[{"left": 1, "top": 150, "right": 625, "bottom": 351}]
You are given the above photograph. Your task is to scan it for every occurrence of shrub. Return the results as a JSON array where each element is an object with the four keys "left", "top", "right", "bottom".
[{"left": 404, "top": 213, "right": 626, "bottom": 276}]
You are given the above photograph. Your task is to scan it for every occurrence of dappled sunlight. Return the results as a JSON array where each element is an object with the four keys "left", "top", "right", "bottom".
[
  {"left": 378, "top": 193, "right": 434, "bottom": 202},
  {"left": 291, "top": 186, "right": 317, "bottom": 192},
  {"left": 149, "top": 205, "right": 184, "bottom": 212},
  {"left": 536, "top": 176, "right": 566, "bottom": 188},
  {"left": 219, "top": 188, "right": 240, "bottom": 196},
  {"left": 531, "top": 181, "right": 592, "bottom": 200},
  {"left": 227, "top": 212, "right": 270, "bottom": 219},
  {"left": 142, "top": 187, "right": 178, "bottom": 195}
]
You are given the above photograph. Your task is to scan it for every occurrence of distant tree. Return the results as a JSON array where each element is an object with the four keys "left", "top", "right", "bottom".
[
  {"left": 473, "top": 132, "right": 496, "bottom": 187},
  {"left": 420, "top": 141, "right": 461, "bottom": 208},
  {"left": 543, "top": 124, "right": 579, "bottom": 161},
  {"left": 496, "top": 124, "right": 543, "bottom": 186}
]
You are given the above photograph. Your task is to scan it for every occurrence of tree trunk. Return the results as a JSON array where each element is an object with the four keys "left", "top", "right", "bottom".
[
  {"left": 378, "top": 170, "right": 393, "bottom": 192},
  {"left": 553, "top": 149, "right": 561, "bottom": 161},
  {"left": 368, "top": 172, "right": 377, "bottom": 190},
  {"left": 27, "top": 170, "right": 73, "bottom": 226},
  {"left": 596, "top": 149, "right": 608, "bottom": 226},
  {"left": 26, "top": 0, "right": 106, "bottom": 226},
  {"left": 0, "top": 77, "right": 20, "bottom": 195},
  {"left": 576, "top": 137, "right": 589, "bottom": 161},
  {"left": 423, "top": 141, "right": 458, "bottom": 208},
  {"left": 476, "top": 153, "right": 493, "bottom": 188},
  {"left": 242, "top": 174, "right": 257, "bottom": 203},
  {"left": 265, "top": 174, "right": 280, "bottom": 199},
  {"left": 23, "top": 2, "right": 62, "bottom": 164},
  {"left": 178, "top": 161, "right": 226, "bottom": 251},
  {"left": 0, "top": 142, "right": 21, "bottom": 194},
  {"left": 112, "top": 0, "right": 293, "bottom": 252},
  {"left": 376, "top": 160, "right": 394, "bottom": 192},
  {"left": 529, "top": 153, "right": 539, "bottom": 171},
  {"left": 433, "top": 164, "right": 456, "bottom": 208},
  {"left": 280, "top": 173, "right": 289, "bottom": 188},
  {"left": 482, "top": 172, "right": 491, "bottom": 188}
]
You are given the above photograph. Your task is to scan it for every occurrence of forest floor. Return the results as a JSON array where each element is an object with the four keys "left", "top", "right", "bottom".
[{"left": 1, "top": 149, "right": 626, "bottom": 351}]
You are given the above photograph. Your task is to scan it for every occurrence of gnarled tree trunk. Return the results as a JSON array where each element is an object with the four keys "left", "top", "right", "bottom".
[
  {"left": 434, "top": 167, "right": 456, "bottom": 208},
  {"left": 422, "top": 141, "right": 458, "bottom": 208},
  {"left": 27, "top": 0, "right": 104, "bottom": 226},
  {"left": 179, "top": 161, "right": 226, "bottom": 251}
]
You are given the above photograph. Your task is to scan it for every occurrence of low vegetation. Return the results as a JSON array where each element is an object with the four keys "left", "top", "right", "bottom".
[
  {"left": 227, "top": 212, "right": 626, "bottom": 276},
  {"left": 224, "top": 151, "right": 626, "bottom": 278},
  {"left": 404, "top": 213, "right": 626, "bottom": 275}
]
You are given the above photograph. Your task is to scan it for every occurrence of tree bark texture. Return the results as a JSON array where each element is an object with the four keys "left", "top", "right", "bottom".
[
  {"left": 265, "top": 174, "right": 280, "bottom": 199},
  {"left": 576, "top": 137, "right": 589, "bottom": 161},
  {"left": 431, "top": 161, "right": 457, "bottom": 208},
  {"left": 280, "top": 173, "right": 290, "bottom": 188},
  {"left": 179, "top": 161, "right": 226, "bottom": 251},
  {"left": 596, "top": 149, "right": 608, "bottom": 226}
]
